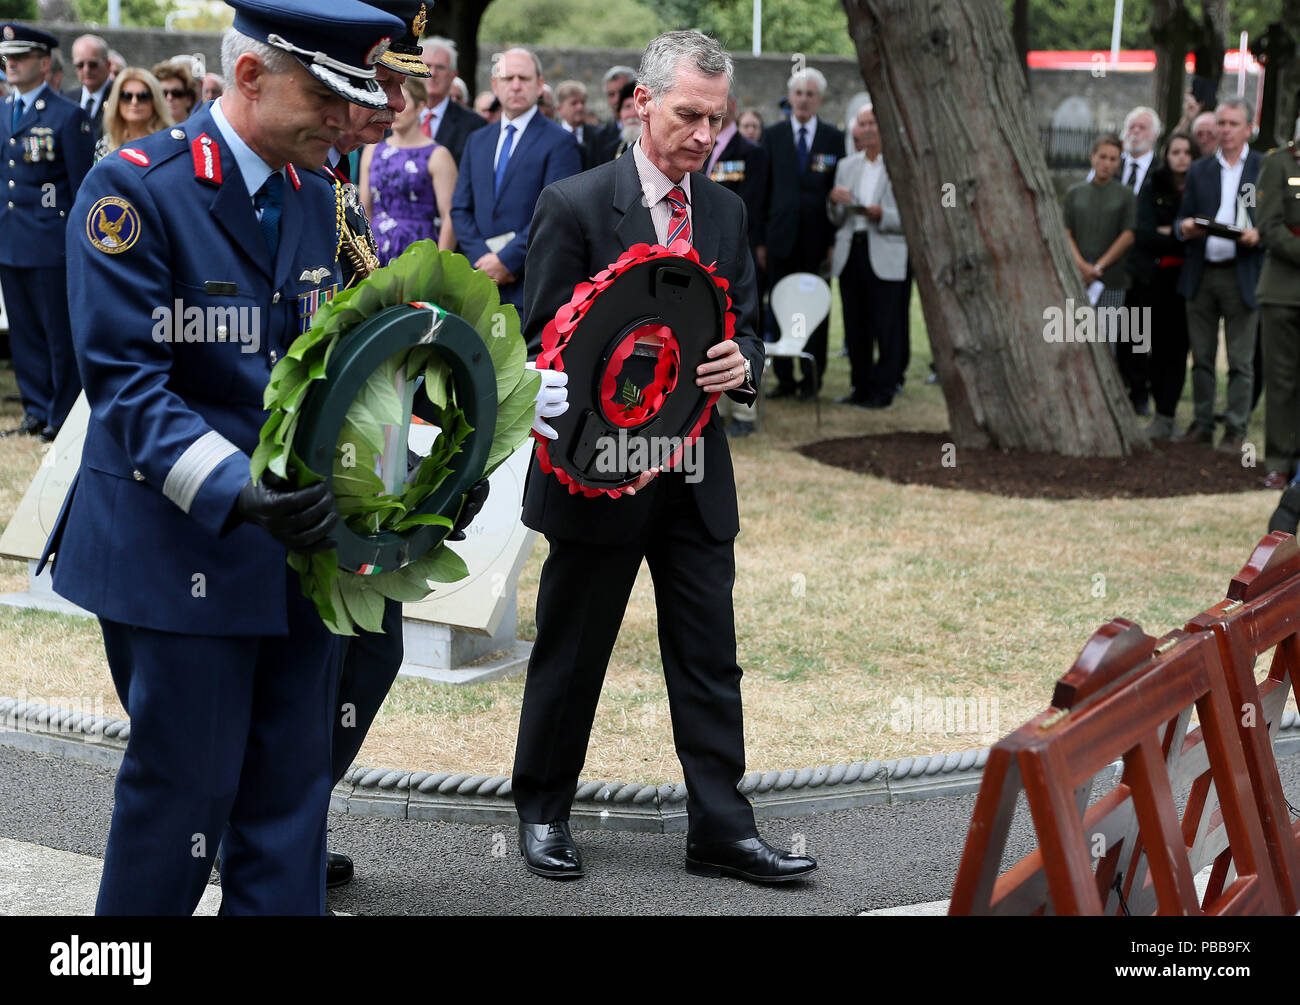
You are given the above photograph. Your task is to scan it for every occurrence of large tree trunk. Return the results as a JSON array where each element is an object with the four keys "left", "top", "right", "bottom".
[
  {"left": 1192, "top": 0, "right": 1227, "bottom": 92},
  {"left": 840, "top": 0, "right": 1147, "bottom": 456},
  {"left": 1011, "top": 0, "right": 1029, "bottom": 84},
  {"left": 1151, "top": 0, "right": 1198, "bottom": 139},
  {"left": 426, "top": 0, "right": 492, "bottom": 98},
  {"left": 1253, "top": 22, "right": 1297, "bottom": 151}
]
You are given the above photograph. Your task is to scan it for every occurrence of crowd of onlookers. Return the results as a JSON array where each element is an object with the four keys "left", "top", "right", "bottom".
[
  {"left": 1062, "top": 76, "right": 1300, "bottom": 491},
  {"left": 20, "top": 33, "right": 1292, "bottom": 470}
]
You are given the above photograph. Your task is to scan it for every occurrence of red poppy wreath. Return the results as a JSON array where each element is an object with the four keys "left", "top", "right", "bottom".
[{"left": 532, "top": 239, "right": 739, "bottom": 498}]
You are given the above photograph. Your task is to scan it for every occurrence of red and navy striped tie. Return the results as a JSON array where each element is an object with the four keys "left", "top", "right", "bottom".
[{"left": 665, "top": 185, "right": 691, "bottom": 246}]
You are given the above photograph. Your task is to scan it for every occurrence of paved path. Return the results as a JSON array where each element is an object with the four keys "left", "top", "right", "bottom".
[{"left": 4, "top": 743, "right": 1298, "bottom": 915}]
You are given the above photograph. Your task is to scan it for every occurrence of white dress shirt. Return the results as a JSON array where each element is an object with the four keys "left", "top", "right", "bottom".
[
  {"left": 1120, "top": 149, "right": 1153, "bottom": 193},
  {"left": 852, "top": 151, "right": 885, "bottom": 234},
  {"left": 632, "top": 137, "right": 691, "bottom": 246},
  {"left": 79, "top": 80, "right": 111, "bottom": 121},
  {"left": 560, "top": 119, "right": 584, "bottom": 146},
  {"left": 493, "top": 102, "right": 539, "bottom": 172},
  {"left": 1206, "top": 149, "right": 1247, "bottom": 263},
  {"left": 419, "top": 95, "right": 450, "bottom": 139},
  {"left": 791, "top": 114, "right": 818, "bottom": 154}
]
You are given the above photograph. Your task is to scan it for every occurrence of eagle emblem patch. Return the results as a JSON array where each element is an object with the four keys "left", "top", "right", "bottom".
[{"left": 86, "top": 196, "right": 142, "bottom": 255}]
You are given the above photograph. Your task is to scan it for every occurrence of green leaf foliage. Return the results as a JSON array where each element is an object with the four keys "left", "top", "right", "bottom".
[{"left": 252, "top": 242, "right": 538, "bottom": 635}]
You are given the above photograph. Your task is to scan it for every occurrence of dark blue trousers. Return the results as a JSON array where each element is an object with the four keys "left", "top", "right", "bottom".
[
  {"left": 332, "top": 596, "right": 404, "bottom": 783},
  {"left": 95, "top": 575, "right": 338, "bottom": 916},
  {"left": 0, "top": 264, "right": 80, "bottom": 429}
]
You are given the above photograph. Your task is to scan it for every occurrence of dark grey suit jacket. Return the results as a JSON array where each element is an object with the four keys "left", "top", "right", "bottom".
[
  {"left": 432, "top": 100, "right": 488, "bottom": 167},
  {"left": 520, "top": 150, "right": 765, "bottom": 544}
]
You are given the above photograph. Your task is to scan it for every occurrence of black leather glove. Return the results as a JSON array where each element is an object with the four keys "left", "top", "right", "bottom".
[
  {"left": 237, "top": 472, "right": 338, "bottom": 554},
  {"left": 447, "top": 478, "right": 490, "bottom": 541}
]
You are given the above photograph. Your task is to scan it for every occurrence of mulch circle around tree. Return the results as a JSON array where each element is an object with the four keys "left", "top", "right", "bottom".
[{"left": 799, "top": 431, "right": 1276, "bottom": 499}]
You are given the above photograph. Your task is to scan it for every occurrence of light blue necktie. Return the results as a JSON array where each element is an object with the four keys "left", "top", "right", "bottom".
[
  {"left": 11, "top": 97, "right": 23, "bottom": 133},
  {"left": 494, "top": 123, "right": 516, "bottom": 196},
  {"left": 255, "top": 173, "right": 284, "bottom": 261}
]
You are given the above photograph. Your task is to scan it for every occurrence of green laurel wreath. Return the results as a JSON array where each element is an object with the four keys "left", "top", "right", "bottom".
[{"left": 250, "top": 240, "right": 540, "bottom": 636}]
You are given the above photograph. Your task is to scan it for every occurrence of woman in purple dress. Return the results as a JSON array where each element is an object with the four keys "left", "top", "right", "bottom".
[{"left": 360, "top": 77, "right": 458, "bottom": 262}]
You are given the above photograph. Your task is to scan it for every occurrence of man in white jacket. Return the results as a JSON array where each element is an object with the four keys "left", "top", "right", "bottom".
[{"left": 828, "top": 104, "right": 910, "bottom": 408}]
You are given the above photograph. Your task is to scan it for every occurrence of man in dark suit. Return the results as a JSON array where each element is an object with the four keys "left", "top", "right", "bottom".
[
  {"left": 761, "top": 66, "right": 843, "bottom": 399},
  {"left": 1174, "top": 97, "right": 1265, "bottom": 453},
  {"left": 418, "top": 36, "right": 487, "bottom": 166},
  {"left": 64, "top": 33, "right": 111, "bottom": 140},
  {"left": 512, "top": 29, "right": 816, "bottom": 886},
  {"left": 593, "top": 64, "right": 635, "bottom": 166},
  {"left": 708, "top": 89, "right": 768, "bottom": 436},
  {"left": 450, "top": 46, "right": 582, "bottom": 314},
  {"left": 555, "top": 79, "right": 597, "bottom": 170}
]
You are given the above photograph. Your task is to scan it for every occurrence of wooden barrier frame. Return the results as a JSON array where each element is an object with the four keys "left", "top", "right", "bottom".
[
  {"left": 1182, "top": 531, "right": 1300, "bottom": 914},
  {"left": 949, "top": 618, "right": 1283, "bottom": 915}
]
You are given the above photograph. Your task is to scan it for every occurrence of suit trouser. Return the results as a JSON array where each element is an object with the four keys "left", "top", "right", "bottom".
[
  {"left": 1186, "top": 263, "right": 1257, "bottom": 437},
  {"left": 769, "top": 249, "right": 830, "bottom": 392},
  {"left": 1262, "top": 304, "right": 1300, "bottom": 476},
  {"left": 0, "top": 264, "right": 80, "bottom": 429},
  {"left": 1147, "top": 266, "right": 1189, "bottom": 420},
  {"left": 1119, "top": 280, "right": 1154, "bottom": 408},
  {"left": 95, "top": 572, "right": 338, "bottom": 916},
  {"left": 332, "top": 596, "right": 404, "bottom": 783},
  {"left": 840, "top": 235, "right": 909, "bottom": 402},
  {"left": 512, "top": 473, "right": 758, "bottom": 842}
]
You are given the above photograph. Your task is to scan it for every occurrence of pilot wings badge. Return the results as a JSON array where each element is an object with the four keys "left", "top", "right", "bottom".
[{"left": 299, "top": 267, "right": 334, "bottom": 284}]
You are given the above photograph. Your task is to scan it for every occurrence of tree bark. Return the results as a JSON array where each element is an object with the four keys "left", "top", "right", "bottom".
[
  {"left": 425, "top": 0, "right": 492, "bottom": 99},
  {"left": 1011, "top": 0, "right": 1029, "bottom": 85},
  {"left": 1151, "top": 0, "right": 1197, "bottom": 141},
  {"left": 839, "top": 0, "right": 1146, "bottom": 456},
  {"left": 1192, "top": 0, "right": 1227, "bottom": 92}
]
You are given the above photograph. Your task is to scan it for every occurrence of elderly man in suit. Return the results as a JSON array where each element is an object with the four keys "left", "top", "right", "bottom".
[
  {"left": 761, "top": 66, "right": 843, "bottom": 400},
  {"left": 1174, "top": 97, "right": 1265, "bottom": 454},
  {"left": 451, "top": 46, "right": 582, "bottom": 315},
  {"left": 512, "top": 29, "right": 816, "bottom": 886},
  {"left": 555, "top": 79, "right": 596, "bottom": 169},
  {"left": 593, "top": 64, "right": 635, "bottom": 165},
  {"left": 829, "top": 103, "right": 909, "bottom": 409},
  {"left": 419, "top": 36, "right": 487, "bottom": 166},
  {"left": 65, "top": 33, "right": 112, "bottom": 140}
]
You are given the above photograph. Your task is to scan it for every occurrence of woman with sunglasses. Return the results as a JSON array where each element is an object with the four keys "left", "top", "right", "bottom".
[
  {"left": 93, "top": 69, "right": 172, "bottom": 163},
  {"left": 151, "top": 59, "right": 199, "bottom": 126}
]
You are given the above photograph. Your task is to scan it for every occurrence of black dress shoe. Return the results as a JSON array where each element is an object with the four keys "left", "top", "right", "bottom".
[
  {"left": 765, "top": 385, "right": 798, "bottom": 400},
  {"left": 2, "top": 414, "right": 42, "bottom": 437},
  {"left": 519, "top": 820, "right": 584, "bottom": 879},
  {"left": 685, "top": 836, "right": 818, "bottom": 884},
  {"left": 833, "top": 393, "right": 870, "bottom": 407},
  {"left": 39, "top": 425, "right": 57, "bottom": 442},
  {"left": 326, "top": 850, "right": 353, "bottom": 888}
]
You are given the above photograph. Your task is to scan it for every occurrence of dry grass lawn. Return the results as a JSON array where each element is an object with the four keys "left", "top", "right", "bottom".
[{"left": 0, "top": 291, "right": 1292, "bottom": 783}]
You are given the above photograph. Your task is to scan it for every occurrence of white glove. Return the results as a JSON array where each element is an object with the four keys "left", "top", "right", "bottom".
[{"left": 526, "top": 362, "right": 569, "bottom": 440}]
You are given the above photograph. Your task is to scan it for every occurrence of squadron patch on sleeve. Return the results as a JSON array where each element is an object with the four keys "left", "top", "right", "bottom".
[{"left": 86, "top": 196, "right": 142, "bottom": 255}]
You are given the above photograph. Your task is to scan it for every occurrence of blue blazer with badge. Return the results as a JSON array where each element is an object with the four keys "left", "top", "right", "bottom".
[
  {"left": 450, "top": 111, "right": 582, "bottom": 311},
  {"left": 0, "top": 83, "right": 94, "bottom": 268},
  {"left": 1174, "top": 150, "right": 1265, "bottom": 308},
  {"left": 45, "top": 102, "right": 343, "bottom": 637}
]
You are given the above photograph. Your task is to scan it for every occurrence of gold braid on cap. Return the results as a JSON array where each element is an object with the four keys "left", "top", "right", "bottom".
[{"left": 379, "top": 49, "right": 430, "bottom": 75}]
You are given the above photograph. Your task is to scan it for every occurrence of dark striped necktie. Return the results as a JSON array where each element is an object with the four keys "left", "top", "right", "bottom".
[{"left": 665, "top": 185, "right": 691, "bottom": 246}]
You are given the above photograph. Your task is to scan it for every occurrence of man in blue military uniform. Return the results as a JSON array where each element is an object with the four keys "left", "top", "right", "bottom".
[
  {"left": 41, "top": 0, "right": 406, "bottom": 915},
  {"left": 0, "top": 24, "right": 93, "bottom": 440}
]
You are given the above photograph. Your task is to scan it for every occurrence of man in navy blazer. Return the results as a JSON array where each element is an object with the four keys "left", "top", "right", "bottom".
[
  {"left": 1174, "top": 97, "right": 1265, "bottom": 452},
  {"left": 450, "top": 46, "right": 581, "bottom": 313}
]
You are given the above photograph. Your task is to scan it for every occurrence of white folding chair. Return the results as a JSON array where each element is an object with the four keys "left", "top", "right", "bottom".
[{"left": 761, "top": 271, "right": 831, "bottom": 429}]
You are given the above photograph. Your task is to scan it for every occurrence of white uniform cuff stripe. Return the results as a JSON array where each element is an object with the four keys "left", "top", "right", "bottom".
[{"left": 162, "top": 431, "right": 241, "bottom": 514}]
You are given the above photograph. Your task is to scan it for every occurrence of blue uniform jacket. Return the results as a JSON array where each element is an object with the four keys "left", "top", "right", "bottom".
[
  {"left": 0, "top": 83, "right": 94, "bottom": 268},
  {"left": 46, "top": 102, "right": 343, "bottom": 636},
  {"left": 450, "top": 112, "right": 581, "bottom": 310}
]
